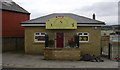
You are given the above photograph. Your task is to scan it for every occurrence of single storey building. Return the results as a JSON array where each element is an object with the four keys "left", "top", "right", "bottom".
[{"left": 21, "top": 13, "right": 105, "bottom": 56}]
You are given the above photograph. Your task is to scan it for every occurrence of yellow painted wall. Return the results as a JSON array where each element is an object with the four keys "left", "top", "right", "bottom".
[{"left": 25, "top": 26, "right": 101, "bottom": 56}]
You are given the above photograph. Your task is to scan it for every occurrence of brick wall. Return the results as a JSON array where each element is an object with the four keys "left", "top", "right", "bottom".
[{"left": 25, "top": 26, "right": 101, "bottom": 56}]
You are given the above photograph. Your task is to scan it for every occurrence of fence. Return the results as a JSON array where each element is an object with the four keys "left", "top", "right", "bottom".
[
  {"left": 101, "top": 36, "right": 110, "bottom": 57},
  {"left": 101, "top": 35, "right": 120, "bottom": 60},
  {"left": 110, "top": 35, "right": 120, "bottom": 60}
]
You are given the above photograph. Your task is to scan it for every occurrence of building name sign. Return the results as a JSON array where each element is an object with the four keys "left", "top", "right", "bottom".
[{"left": 46, "top": 16, "right": 77, "bottom": 29}]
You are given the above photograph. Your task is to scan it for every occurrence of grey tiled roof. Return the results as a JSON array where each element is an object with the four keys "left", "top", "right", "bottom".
[
  {"left": 21, "top": 13, "right": 105, "bottom": 24},
  {"left": 0, "top": 1, "right": 30, "bottom": 14}
]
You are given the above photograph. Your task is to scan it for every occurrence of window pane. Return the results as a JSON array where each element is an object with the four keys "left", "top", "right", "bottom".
[
  {"left": 84, "top": 33, "right": 88, "bottom": 35},
  {"left": 35, "top": 36, "right": 45, "bottom": 41},
  {"left": 78, "top": 33, "right": 82, "bottom": 35},
  {"left": 35, "top": 33, "right": 39, "bottom": 35},
  {"left": 79, "top": 36, "right": 88, "bottom": 41},
  {"left": 38, "top": 36, "right": 45, "bottom": 41},
  {"left": 41, "top": 33, "right": 45, "bottom": 35},
  {"left": 35, "top": 36, "right": 39, "bottom": 39}
]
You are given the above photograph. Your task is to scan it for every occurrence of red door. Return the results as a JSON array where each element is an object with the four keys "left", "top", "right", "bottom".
[{"left": 56, "top": 32, "right": 64, "bottom": 48}]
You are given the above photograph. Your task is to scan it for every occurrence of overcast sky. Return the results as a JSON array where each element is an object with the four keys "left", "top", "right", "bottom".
[{"left": 13, "top": 0, "right": 119, "bottom": 25}]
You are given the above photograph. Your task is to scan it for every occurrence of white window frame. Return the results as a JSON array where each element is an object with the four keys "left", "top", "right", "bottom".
[
  {"left": 34, "top": 32, "right": 46, "bottom": 42},
  {"left": 77, "top": 32, "right": 89, "bottom": 42}
]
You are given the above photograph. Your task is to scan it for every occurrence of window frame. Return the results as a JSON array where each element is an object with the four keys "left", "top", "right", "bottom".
[
  {"left": 34, "top": 32, "right": 46, "bottom": 42},
  {"left": 77, "top": 32, "right": 89, "bottom": 42}
]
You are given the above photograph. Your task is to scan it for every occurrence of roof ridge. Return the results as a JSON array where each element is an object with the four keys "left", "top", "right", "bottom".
[{"left": 13, "top": 2, "right": 29, "bottom": 13}]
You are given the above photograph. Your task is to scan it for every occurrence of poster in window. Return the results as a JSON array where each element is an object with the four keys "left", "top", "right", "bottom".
[
  {"left": 79, "top": 36, "right": 88, "bottom": 41},
  {"left": 35, "top": 36, "right": 45, "bottom": 41}
]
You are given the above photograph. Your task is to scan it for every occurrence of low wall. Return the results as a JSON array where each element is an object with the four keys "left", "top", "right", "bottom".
[{"left": 44, "top": 48, "right": 81, "bottom": 61}]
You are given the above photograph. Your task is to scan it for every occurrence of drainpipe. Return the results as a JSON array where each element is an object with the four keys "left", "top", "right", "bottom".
[{"left": 45, "top": 34, "right": 49, "bottom": 48}]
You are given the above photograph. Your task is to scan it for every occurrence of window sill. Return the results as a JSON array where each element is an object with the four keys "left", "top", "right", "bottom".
[
  {"left": 33, "top": 42, "right": 45, "bottom": 44},
  {"left": 79, "top": 42, "right": 89, "bottom": 43}
]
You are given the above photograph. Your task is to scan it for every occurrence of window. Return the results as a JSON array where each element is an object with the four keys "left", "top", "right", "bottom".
[
  {"left": 77, "top": 32, "right": 89, "bottom": 42},
  {"left": 34, "top": 32, "right": 46, "bottom": 42}
]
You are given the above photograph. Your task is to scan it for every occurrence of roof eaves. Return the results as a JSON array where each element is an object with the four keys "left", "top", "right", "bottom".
[{"left": 1, "top": 9, "right": 30, "bottom": 15}]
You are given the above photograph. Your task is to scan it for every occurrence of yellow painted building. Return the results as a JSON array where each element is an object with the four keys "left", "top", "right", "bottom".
[{"left": 21, "top": 13, "right": 105, "bottom": 56}]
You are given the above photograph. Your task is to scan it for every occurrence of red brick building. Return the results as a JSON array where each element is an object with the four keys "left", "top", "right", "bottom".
[{"left": 0, "top": 0, "right": 30, "bottom": 51}]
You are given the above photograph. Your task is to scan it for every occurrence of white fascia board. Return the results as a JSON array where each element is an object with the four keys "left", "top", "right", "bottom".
[
  {"left": 21, "top": 24, "right": 105, "bottom": 27},
  {"left": 21, "top": 24, "right": 45, "bottom": 26},
  {"left": 77, "top": 24, "right": 105, "bottom": 26}
]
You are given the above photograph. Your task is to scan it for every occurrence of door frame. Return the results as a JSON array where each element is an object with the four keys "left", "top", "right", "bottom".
[{"left": 55, "top": 32, "right": 65, "bottom": 48}]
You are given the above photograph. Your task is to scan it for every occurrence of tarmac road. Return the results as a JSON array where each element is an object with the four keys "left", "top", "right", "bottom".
[{"left": 2, "top": 52, "right": 119, "bottom": 68}]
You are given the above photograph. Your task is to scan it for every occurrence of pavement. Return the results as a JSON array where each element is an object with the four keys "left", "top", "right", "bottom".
[{"left": 2, "top": 52, "right": 119, "bottom": 68}]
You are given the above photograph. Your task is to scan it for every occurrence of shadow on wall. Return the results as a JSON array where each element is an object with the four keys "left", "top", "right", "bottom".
[{"left": 2, "top": 37, "right": 24, "bottom": 52}]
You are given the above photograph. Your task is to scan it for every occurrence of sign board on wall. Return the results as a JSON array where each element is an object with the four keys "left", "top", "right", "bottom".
[{"left": 46, "top": 16, "right": 77, "bottom": 29}]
